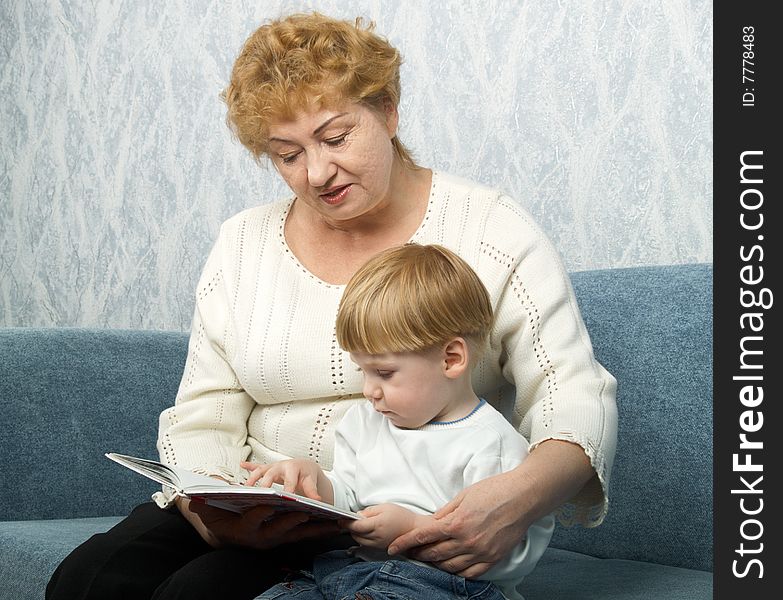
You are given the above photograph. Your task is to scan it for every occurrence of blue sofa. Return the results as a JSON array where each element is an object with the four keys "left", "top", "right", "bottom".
[{"left": 0, "top": 263, "right": 713, "bottom": 599}]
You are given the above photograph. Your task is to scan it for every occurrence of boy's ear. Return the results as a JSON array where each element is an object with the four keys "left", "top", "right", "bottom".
[{"left": 442, "top": 337, "right": 469, "bottom": 379}]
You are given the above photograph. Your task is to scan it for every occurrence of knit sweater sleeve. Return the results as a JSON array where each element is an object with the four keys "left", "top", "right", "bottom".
[
  {"left": 482, "top": 194, "right": 618, "bottom": 527},
  {"left": 156, "top": 219, "right": 255, "bottom": 482}
]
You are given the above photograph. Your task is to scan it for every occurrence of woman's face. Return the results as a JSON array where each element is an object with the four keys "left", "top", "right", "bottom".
[{"left": 267, "top": 101, "right": 399, "bottom": 225}]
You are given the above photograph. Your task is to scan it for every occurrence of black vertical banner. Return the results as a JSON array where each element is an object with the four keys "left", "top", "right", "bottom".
[{"left": 714, "top": 4, "right": 781, "bottom": 599}]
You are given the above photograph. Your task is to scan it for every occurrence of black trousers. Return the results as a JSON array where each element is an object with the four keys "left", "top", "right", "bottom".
[{"left": 46, "top": 503, "right": 351, "bottom": 600}]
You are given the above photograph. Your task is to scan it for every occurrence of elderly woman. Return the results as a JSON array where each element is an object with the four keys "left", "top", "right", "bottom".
[{"left": 47, "top": 12, "right": 616, "bottom": 600}]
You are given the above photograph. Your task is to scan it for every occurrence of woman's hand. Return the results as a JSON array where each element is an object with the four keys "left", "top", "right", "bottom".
[
  {"left": 177, "top": 496, "right": 339, "bottom": 549},
  {"left": 387, "top": 470, "right": 531, "bottom": 577},
  {"left": 343, "top": 503, "right": 432, "bottom": 550},
  {"left": 388, "top": 440, "right": 595, "bottom": 578}
]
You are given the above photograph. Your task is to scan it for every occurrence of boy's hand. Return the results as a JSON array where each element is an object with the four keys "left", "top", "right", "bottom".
[
  {"left": 240, "top": 459, "right": 324, "bottom": 502},
  {"left": 344, "top": 503, "right": 432, "bottom": 550}
]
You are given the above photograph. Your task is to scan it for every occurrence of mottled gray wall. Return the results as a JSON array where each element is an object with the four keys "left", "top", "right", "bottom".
[{"left": 0, "top": 0, "right": 712, "bottom": 330}]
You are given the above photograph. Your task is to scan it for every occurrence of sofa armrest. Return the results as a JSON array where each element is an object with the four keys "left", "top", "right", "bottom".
[{"left": 552, "top": 263, "right": 713, "bottom": 572}]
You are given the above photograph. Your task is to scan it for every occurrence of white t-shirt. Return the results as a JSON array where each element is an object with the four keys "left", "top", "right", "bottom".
[{"left": 326, "top": 399, "right": 555, "bottom": 600}]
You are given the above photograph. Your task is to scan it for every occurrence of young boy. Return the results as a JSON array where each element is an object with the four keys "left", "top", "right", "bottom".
[{"left": 244, "top": 243, "right": 554, "bottom": 600}]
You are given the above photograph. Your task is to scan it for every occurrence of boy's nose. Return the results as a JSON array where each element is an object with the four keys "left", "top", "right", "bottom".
[{"left": 363, "top": 381, "right": 382, "bottom": 402}]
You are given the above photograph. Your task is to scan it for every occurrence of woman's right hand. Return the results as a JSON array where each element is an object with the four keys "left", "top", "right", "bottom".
[{"left": 175, "top": 496, "right": 339, "bottom": 549}]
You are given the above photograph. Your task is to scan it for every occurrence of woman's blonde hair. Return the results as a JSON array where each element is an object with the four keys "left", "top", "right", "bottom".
[
  {"left": 336, "top": 244, "right": 494, "bottom": 357},
  {"left": 223, "top": 12, "right": 417, "bottom": 167}
]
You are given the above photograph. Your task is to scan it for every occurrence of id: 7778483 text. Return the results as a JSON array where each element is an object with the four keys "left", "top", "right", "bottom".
[{"left": 742, "top": 26, "right": 755, "bottom": 107}]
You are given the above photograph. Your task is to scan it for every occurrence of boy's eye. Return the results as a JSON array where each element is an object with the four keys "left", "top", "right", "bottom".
[{"left": 376, "top": 370, "right": 393, "bottom": 379}]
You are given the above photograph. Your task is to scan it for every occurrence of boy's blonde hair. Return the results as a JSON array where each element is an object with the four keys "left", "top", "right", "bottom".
[
  {"left": 336, "top": 244, "right": 494, "bottom": 356},
  {"left": 222, "top": 12, "right": 417, "bottom": 168}
]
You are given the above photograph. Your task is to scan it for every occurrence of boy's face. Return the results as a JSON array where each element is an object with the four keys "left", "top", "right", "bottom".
[{"left": 350, "top": 348, "right": 468, "bottom": 429}]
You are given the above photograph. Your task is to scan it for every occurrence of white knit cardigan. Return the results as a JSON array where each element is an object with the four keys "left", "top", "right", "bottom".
[{"left": 156, "top": 171, "right": 618, "bottom": 526}]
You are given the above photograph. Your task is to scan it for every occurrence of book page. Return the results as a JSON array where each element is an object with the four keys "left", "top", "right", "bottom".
[
  {"left": 106, "top": 453, "right": 360, "bottom": 520},
  {"left": 106, "top": 453, "right": 233, "bottom": 491}
]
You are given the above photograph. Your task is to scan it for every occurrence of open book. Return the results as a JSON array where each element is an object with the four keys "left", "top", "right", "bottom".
[{"left": 106, "top": 452, "right": 360, "bottom": 520}]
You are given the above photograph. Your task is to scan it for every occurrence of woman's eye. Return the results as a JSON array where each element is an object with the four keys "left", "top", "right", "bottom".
[
  {"left": 279, "top": 152, "right": 300, "bottom": 165},
  {"left": 324, "top": 134, "right": 347, "bottom": 147}
]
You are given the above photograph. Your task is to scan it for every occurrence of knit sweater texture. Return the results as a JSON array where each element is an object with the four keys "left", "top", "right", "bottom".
[{"left": 156, "top": 171, "right": 618, "bottom": 526}]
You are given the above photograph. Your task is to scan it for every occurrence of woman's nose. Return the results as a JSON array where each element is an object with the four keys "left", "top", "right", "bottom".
[{"left": 307, "top": 149, "right": 337, "bottom": 188}]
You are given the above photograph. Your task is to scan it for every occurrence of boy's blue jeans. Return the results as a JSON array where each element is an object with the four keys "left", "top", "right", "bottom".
[{"left": 255, "top": 549, "right": 504, "bottom": 600}]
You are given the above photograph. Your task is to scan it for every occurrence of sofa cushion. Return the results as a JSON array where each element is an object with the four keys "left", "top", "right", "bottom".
[
  {"left": 1, "top": 519, "right": 711, "bottom": 600},
  {"left": 0, "top": 516, "right": 122, "bottom": 600},
  {"left": 522, "top": 547, "right": 712, "bottom": 599}
]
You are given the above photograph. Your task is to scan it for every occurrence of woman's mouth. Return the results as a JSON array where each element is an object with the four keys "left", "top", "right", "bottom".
[{"left": 319, "top": 185, "right": 351, "bottom": 205}]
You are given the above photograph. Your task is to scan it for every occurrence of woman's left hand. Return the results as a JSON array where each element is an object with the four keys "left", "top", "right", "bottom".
[
  {"left": 388, "top": 469, "right": 531, "bottom": 578},
  {"left": 388, "top": 439, "right": 595, "bottom": 578}
]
